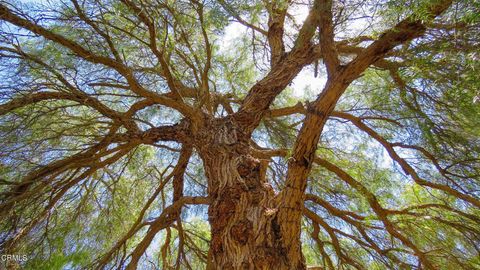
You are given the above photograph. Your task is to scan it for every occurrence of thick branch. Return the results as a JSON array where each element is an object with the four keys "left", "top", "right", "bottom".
[
  {"left": 233, "top": 45, "right": 319, "bottom": 135},
  {"left": 266, "top": 4, "right": 287, "bottom": 66},
  {"left": 318, "top": 0, "right": 339, "bottom": 76}
]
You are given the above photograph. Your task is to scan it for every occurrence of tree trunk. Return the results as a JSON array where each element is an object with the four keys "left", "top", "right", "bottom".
[{"left": 195, "top": 118, "right": 306, "bottom": 269}]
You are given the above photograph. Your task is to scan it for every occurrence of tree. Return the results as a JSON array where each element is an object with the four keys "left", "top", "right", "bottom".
[{"left": 0, "top": 0, "right": 479, "bottom": 269}]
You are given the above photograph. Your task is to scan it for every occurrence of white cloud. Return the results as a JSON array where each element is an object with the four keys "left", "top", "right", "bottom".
[
  {"left": 292, "top": 68, "right": 327, "bottom": 97},
  {"left": 219, "top": 22, "right": 247, "bottom": 54}
]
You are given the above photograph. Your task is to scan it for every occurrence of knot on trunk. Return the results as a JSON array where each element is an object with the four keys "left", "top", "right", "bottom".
[
  {"left": 230, "top": 219, "right": 252, "bottom": 245},
  {"left": 195, "top": 116, "right": 249, "bottom": 155},
  {"left": 237, "top": 155, "right": 260, "bottom": 179},
  {"left": 214, "top": 119, "right": 238, "bottom": 145},
  {"left": 237, "top": 156, "right": 268, "bottom": 205}
]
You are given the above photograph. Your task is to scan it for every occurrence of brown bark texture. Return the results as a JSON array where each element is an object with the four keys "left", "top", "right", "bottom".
[{"left": 195, "top": 117, "right": 305, "bottom": 270}]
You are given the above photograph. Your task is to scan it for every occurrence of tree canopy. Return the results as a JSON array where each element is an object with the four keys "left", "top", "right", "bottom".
[{"left": 0, "top": 0, "right": 479, "bottom": 269}]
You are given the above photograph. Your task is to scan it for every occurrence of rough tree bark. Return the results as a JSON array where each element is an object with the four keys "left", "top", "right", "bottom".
[{"left": 194, "top": 116, "right": 305, "bottom": 269}]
